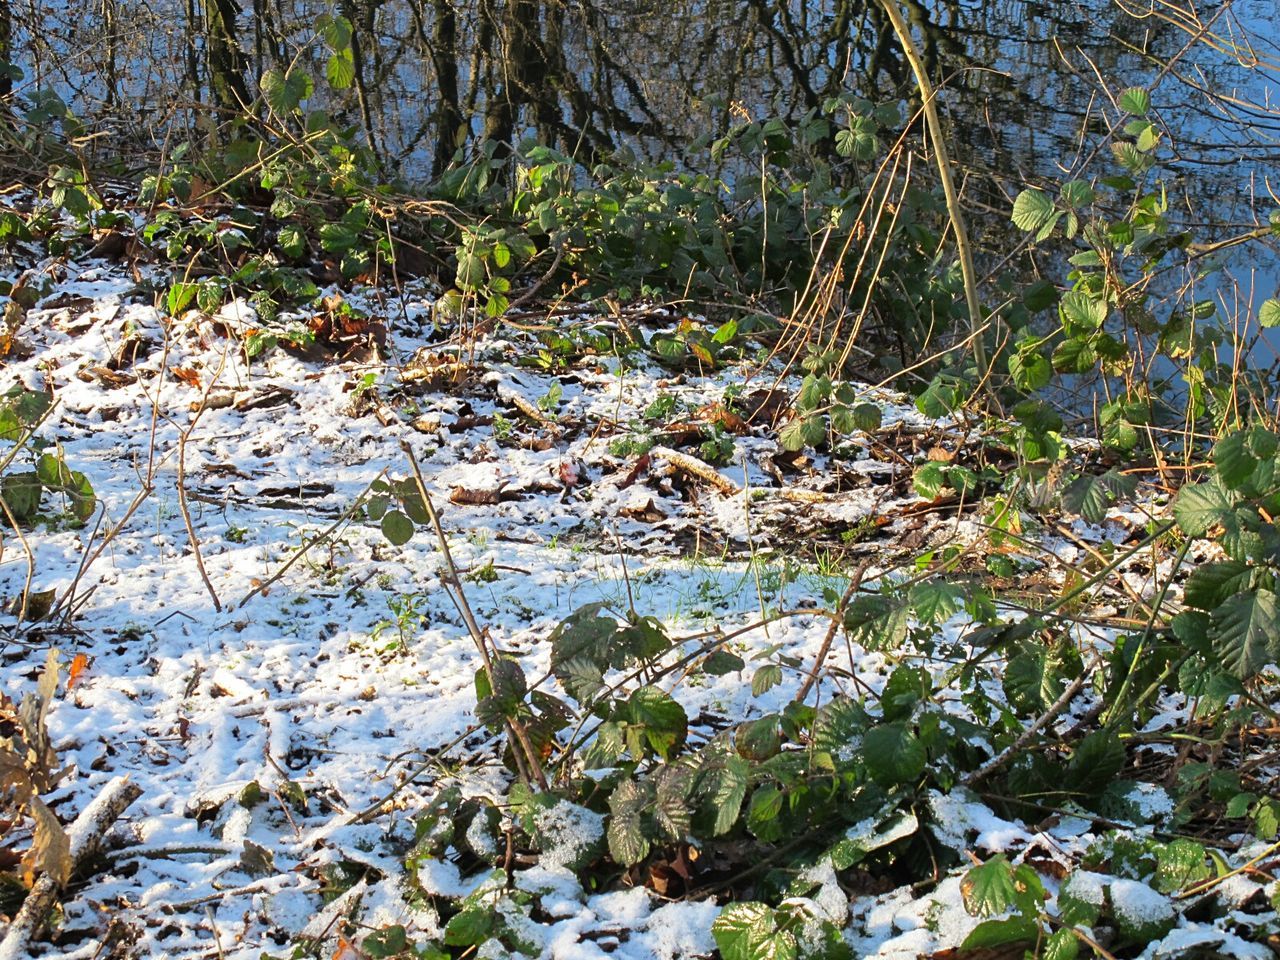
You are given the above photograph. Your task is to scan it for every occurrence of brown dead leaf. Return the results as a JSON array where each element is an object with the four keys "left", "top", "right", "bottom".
[
  {"left": 618, "top": 453, "right": 651, "bottom": 490},
  {"left": 24, "top": 796, "right": 70, "bottom": 887},
  {"left": 927, "top": 446, "right": 955, "bottom": 462},
  {"left": 620, "top": 498, "right": 666, "bottom": 523},
  {"left": 169, "top": 366, "right": 202, "bottom": 389},
  {"left": 449, "top": 485, "right": 511, "bottom": 506},
  {"left": 697, "top": 402, "right": 748, "bottom": 434}
]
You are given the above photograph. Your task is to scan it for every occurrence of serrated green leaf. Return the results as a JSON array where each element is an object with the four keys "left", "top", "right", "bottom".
[
  {"left": 1259, "top": 298, "right": 1280, "bottom": 328},
  {"left": 1172, "top": 479, "right": 1234, "bottom": 537},
  {"left": 1119, "top": 86, "right": 1151, "bottom": 116},
  {"left": 960, "top": 855, "right": 1018, "bottom": 917},
  {"left": 863, "top": 722, "right": 925, "bottom": 786},
  {"left": 751, "top": 663, "right": 782, "bottom": 697},
  {"left": 1011, "top": 188, "right": 1056, "bottom": 232},
  {"left": 1211, "top": 589, "right": 1279, "bottom": 679}
]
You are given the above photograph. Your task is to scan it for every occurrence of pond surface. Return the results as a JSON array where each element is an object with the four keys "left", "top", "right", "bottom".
[
  {"left": 13, "top": 1, "right": 1277, "bottom": 183},
  {"left": 9, "top": 0, "right": 1280, "bottom": 346}
]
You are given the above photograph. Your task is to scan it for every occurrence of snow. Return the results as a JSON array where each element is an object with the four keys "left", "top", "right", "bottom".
[
  {"left": 0, "top": 250, "right": 1274, "bottom": 957},
  {"left": 1109, "top": 878, "right": 1175, "bottom": 928}
]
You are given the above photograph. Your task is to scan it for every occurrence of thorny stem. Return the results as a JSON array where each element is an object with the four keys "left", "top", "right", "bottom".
[{"left": 400, "top": 440, "right": 549, "bottom": 791}]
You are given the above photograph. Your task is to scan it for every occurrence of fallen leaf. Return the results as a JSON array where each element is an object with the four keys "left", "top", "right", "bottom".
[
  {"left": 67, "top": 653, "right": 90, "bottom": 690},
  {"left": 618, "top": 453, "right": 651, "bottom": 489},
  {"left": 169, "top": 366, "right": 202, "bottom": 388}
]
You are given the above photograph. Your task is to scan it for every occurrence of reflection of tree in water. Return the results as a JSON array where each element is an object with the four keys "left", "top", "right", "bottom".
[{"left": 6, "top": 0, "right": 1278, "bottom": 208}]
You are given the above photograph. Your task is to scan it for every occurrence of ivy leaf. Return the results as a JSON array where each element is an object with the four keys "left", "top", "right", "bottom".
[
  {"left": 1211, "top": 588, "right": 1280, "bottom": 679},
  {"left": 863, "top": 722, "right": 926, "bottom": 786}
]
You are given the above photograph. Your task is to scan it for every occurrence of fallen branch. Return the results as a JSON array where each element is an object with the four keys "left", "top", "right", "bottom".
[
  {"left": 649, "top": 445, "right": 740, "bottom": 496},
  {"left": 0, "top": 776, "right": 143, "bottom": 960}
]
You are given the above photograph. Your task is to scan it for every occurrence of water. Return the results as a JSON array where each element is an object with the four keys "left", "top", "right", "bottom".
[{"left": 6, "top": 0, "right": 1280, "bottom": 356}]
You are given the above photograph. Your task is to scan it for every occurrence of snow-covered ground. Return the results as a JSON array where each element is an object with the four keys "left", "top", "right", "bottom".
[{"left": 0, "top": 253, "right": 1275, "bottom": 959}]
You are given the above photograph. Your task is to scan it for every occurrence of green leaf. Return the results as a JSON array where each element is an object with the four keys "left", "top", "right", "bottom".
[
  {"left": 912, "top": 462, "right": 946, "bottom": 501},
  {"left": 908, "top": 581, "right": 965, "bottom": 624},
  {"left": 1172, "top": 479, "right": 1234, "bottom": 537},
  {"left": 751, "top": 663, "right": 782, "bottom": 697},
  {"left": 1183, "top": 561, "right": 1252, "bottom": 611},
  {"left": 1059, "top": 291, "right": 1107, "bottom": 333},
  {"left": 1068, "top": 730, "right": 1126, "bottom": 795},
  {"left": 1052, "top": 337, "right": 1096, "bottom": 373},
  {"left": 1110, "top": 878, "right": 1175, "bottom": 942},
  {"left": 1259, "top": 298, "right": 1280, "bottom": 328},
  {"left": 1009, "top": 349, "right": 1051, "bottom": 391},
  {"left": 1043, "top": 928, "right": 1080, "bottom": 960},
  {"left": 260, "top": 67, "right": 313, "bottom": 114},
  {"left": 1119, "top": 86, "right": 1151, "bottom": 116},
  {"left": 607, "top": 780, "right": 650, "bottom": 865},
  {"left": 624, "top": 686, "right": 687, "bottom": 759},
  {"left": 960, "top": 916, "right": 1040, "bottom": 951},
  {"left": 444, "top": 906, "right": 493, "bottom": 946},
  {"left": 167, "top": 282, "right": 198, "bottom": 316},
  {"left": 1154, "top": 839, "right": 1210, "bottom": 893},
  {"left": 863, "top": 722, "right": 925, "bottom": 786},
  {"left": 1059, "top": 180, "right": 1095, "bottom": 208},
  {"left": 2, "top": 472, "right": 42, "bottom": 521},
  {"left": 1004, "top": 650, "right": 1065, "bottom": 714},
  {"left": 1211, "top": 589, "right": 1280, "bottom": 679},
  {"left": 277, "top": 225, "right": 305, "bottom": 259},
  {"left": 1060, "top": 474, "right": 1110, "bottom": 524},
  {"left": 713, "top": 902, "right": 797, "bottom": 960},
  {"left": 1213, "top": 430, "right": 1258, "bottom": 489},
  {"left": 326, "top": 49, "right": 355, "bottom": 90},
  {"left": 843, "top": 594, "right": 911, "bottom": 651},
  {"left": 960, "top": 855, "right": 1018, "bottom": 917},
  {"left": 1011, "top": 188, "right": 1056, "bottom": 232},
  {"left": 1058, "top": 872, "right": 1103, "bottom": 927},
  {"left": 380, "top": 510, "right": 414, "bottom": 546},
  {"left": 703, "top": 650, "right": 745, "bottom": 675},
  {"left": 707, "top": 755, "right": 750, "bottom": 836},
  {"left": 1253, "top": 796, "right": 1280, "bottom": 839}
]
